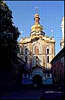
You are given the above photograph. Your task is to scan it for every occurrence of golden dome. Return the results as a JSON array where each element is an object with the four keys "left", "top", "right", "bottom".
[
  {"left": 31, "top": 13, "right": 44, "bottom": 35},
  {"left": 31, "top": 24, "right": 43, "bottom": 32}
]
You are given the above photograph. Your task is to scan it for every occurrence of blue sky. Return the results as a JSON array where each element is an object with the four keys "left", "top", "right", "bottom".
[{"left": 6, "top": 1, "right": 64, "bottom": 55}]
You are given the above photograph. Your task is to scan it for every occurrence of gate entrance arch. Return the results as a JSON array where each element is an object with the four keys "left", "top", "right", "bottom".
[{"left": 32, "top": 67, "right": 44, "bottom": 86}]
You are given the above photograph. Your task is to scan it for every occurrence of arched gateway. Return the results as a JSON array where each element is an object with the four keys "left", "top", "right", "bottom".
[{"left": 32, "top": 66, "right": 44, "bottom": 86}]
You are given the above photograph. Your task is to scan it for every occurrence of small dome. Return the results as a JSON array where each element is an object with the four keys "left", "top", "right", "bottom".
[
  {"left": 34, "top": 14, "right": 40, "bottom": 19},
  {"left": 31, "top": 24, "right": 43, "bottom": 32}
]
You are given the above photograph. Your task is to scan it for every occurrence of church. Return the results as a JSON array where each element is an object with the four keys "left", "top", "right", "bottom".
[{"left": 19, "top": 13, "right": 55, "bottom": 72}]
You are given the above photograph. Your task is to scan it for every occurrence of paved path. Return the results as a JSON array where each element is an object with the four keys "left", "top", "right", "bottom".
[
  {"left": 0, "top": 86, "right": 40, "bottom": 100},
  {"left": 0, "top": 85, "right": 64, "bottom": 100}
]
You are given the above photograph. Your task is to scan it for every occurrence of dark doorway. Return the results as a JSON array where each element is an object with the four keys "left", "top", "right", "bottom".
[{"left": 32, "top": 75, "right": 42, "bottom": 87}]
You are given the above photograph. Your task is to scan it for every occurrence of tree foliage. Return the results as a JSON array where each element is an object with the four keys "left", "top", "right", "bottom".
[{"left": 0, "top": 0, "right": 20, "bottom": 70}]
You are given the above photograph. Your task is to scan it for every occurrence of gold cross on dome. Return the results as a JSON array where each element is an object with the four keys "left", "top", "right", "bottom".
[{"left": 35, "top": 7, "right": 39, "bottom": 14}]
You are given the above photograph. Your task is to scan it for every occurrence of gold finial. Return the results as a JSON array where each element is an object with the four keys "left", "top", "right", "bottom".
[{"left": 34, "top": 7, "right": 40, "bottom": 24}]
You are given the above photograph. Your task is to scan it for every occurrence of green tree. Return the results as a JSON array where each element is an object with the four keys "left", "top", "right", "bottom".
[
  {"left": 0, "top": 1, "right": 25, "bottom": 90},
  {"left": 0, "top": 0, "right": 20, "bottom": 70}
]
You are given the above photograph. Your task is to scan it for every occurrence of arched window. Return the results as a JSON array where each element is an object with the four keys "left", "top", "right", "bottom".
[
  {"left": 47, "top": 56, "right": 49, "bottom": 63},
  {"left": 35, "top": 46, "right": 39, "bottom": 55},
  {"left": 46, "top": 48, "right": 49, "bottom": 54},
  {"left": 25, "top": 48, "right": 28, "bottom": 55},
  {"left": 20, "top": 46, "right": 23, "bottom": 54}
]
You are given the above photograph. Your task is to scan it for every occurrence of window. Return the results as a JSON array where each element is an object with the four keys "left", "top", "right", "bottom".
[
  {"left": 35, "top": 46, "right": 39, "bottom": 55},
  {"left": 25, "top": 48, "right": 28, "bottom": 55},
  {"left": 47, "top": 56, "right": 49, "bottom": 63},
  {"left": 46, "top": 48, "right": 49, "bottom": 54},
  {"left": 20, "top": 47, "right": 23, "bottom": 54}
]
